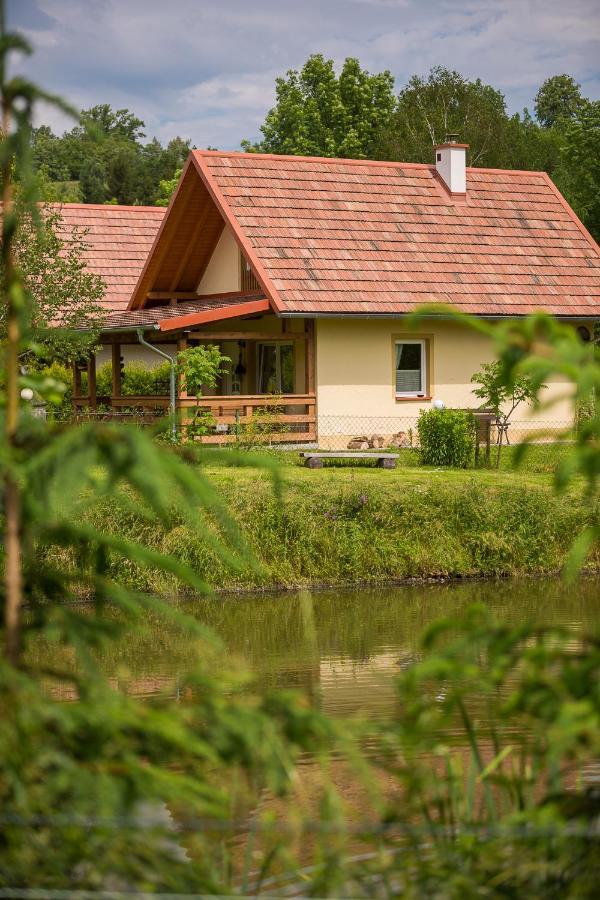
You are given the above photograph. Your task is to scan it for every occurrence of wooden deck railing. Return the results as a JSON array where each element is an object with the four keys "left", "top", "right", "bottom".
[
  {"left": 72, "top": 393, "right": 317, "bottom": 443},
  {"left": 180, "top": 394, "right": 316, "bottom": 444}
]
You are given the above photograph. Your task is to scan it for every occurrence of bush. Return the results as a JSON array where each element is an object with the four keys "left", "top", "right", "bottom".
[
  {"left": 418, "top": 408, "right": 476, "bottom": 468},
  {"left": 95, "top": 361, "right": 171, "bottom": 397}
]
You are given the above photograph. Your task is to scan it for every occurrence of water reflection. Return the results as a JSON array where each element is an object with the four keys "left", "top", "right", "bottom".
[{"left": 65, "top": 576, "right": 600, "bottom": 718}]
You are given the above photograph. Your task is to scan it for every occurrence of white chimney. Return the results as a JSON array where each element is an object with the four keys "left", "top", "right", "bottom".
[{"left": 435, "top": 135, "right": 468, "bottom": 196}]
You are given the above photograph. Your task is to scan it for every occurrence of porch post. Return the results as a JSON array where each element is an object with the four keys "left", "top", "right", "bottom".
[
  {"left": 176, "top": 335, "right": 187, "bottom": 400},
  {"left": 176, "top": 334, "right": 187, "bottom": 437},
  {"left": 111, "top": 341, "right": 122, "bottom": 403},
  {"left": 72, "top": 361, "right": 81, "bottom": 411},
  {"left": 87, "top": 354, "right": 97, "bottom": 410},
  {"left": 305, "top": 319, "right": 315, "bottom": 395}
]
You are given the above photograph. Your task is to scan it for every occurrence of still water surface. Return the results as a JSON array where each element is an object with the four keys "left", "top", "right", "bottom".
[{"left": 95, "top": 576, "right": 600, "bottom": 719}]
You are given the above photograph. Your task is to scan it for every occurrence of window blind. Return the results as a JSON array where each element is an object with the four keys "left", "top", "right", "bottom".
[{"left": 395, "top": 342, "right": 423, "bottom": 394}]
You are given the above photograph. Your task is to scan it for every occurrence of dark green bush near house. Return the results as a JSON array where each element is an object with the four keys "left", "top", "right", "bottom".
[
  {"left": 39, "top": 361, "right": 73, "bottom": 413},
  {"left": 418, "top": 408, "right": 477, "bottom": 467},
  {"left": 95, "top": 360, "right": 171, "bottom": 397}
]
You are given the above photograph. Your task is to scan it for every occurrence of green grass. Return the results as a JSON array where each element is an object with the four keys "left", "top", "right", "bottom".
[
  {"left": 77, "top": 458, "right": 598, "bottom": 592},
  {"left": 261, "top": 441, "right": 572, "bottom": 474}
]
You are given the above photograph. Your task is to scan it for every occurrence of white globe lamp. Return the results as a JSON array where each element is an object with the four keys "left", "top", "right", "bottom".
[{"left": 432, "top": 398, "right": 445, "bottom": 410}]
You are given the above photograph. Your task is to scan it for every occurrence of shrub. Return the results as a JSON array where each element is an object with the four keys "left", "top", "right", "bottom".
[
  {"left": 418, "top": 408, "right": 476, "bottom": 468},
  {"left": 177, "top": 344, "right": 231, "bottom": 439},
  {"left": 95, "top": 361, "right": 171, "bottom": 397},
  {"left": 235, "top": 396, "right": 286, "bottom": 449}
]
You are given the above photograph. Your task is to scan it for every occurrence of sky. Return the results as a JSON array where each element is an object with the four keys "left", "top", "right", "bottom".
[{"left": 8, "top": 0, "right": 600, "bottom": 150}]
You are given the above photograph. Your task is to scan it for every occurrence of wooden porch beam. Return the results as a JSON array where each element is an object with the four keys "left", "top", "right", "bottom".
[
  {"left": 72, "top": 362, "right": 82, "bottom": 413},
  {"left": 87, "top": 355, "right": 97, "bottom": 410},
  {"left": 177, "top": 334, "right": 188, "bottom": 402},
  {"left": 305, "top": 319, "right": 315, "bottom": 395},
  {"left": 147, "top": 291, "right": 201, "bottom": 301},
  {"left": 111, "top": 342, "right": 122, "bottom": 399},
  {"left": 187, "top": 331, "right": 305, "bottom": 342}
]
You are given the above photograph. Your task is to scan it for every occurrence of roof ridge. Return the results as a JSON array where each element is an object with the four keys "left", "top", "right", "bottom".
[
  {"left": 194, "top": 148, "right": 433, "bottom": 171},
  {"left": 50, "top": 202, "right": 166, "bottom": 212},
  {"left": 466, "top": 165, "right": 547, "bottom": 177},
  {"left": 194, "top": 149, "right": 548, "bottom": 178}
]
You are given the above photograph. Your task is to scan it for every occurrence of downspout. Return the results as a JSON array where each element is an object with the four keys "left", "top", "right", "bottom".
[{"left": 136, "top": 328, "right": 177, "bottom": 441}]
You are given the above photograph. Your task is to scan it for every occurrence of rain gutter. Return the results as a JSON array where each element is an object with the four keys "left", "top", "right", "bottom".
[{"left": 136, "top": 328, "right": 177, "bottom": 442}]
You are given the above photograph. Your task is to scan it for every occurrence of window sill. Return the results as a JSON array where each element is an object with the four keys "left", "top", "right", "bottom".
[{"left": 395, "top": 395, "right": 431, "bottom": 403}]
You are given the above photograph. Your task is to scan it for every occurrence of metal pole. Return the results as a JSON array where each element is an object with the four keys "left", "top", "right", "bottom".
[{"left": 136, "top": 329, "right": 177, "bottom": 441}]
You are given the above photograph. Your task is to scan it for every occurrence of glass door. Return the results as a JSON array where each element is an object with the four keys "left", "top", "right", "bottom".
[{"left": 257, "top": 343, "right": 294, "bottom": 394}]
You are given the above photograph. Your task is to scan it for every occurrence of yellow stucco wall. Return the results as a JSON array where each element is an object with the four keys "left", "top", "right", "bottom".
[
  {"left": 197, "top": 226, "right": 240, "bottom": 295},
  {"left": 315, "top": 317, "right": 577, "bottom": 433}
]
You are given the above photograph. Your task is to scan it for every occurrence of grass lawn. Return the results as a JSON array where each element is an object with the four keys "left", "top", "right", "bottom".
[
  {"left": 204, "top": 442, "right": 575, "bottom": 492},
  {"left": 71, "top": 441, "right": 595, "bottom": 593},
  {"left": 51, "top": 434, "right": 592, "bottom": 594}
]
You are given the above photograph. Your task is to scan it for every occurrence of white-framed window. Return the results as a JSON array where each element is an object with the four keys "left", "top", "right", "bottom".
[{"left": 395, "top": 340, "right": 427, "bottom": 397}]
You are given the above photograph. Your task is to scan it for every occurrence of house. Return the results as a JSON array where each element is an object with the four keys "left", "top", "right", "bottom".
[{"left": 69, "top": 141, "right": 600, "bottom": 446}]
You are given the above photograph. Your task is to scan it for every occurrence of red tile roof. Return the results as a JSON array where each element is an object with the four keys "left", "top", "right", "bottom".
[
  {"left": 193, "top": 151, "right": 600, "bottom": 317},
  {"left": 55, "top": 204, "right": 165, "bottom": 311}
]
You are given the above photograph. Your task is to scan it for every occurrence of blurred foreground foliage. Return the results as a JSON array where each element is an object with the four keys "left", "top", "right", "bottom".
[{"left": 1, "top": 10, "right": 599, "bottom": 896}]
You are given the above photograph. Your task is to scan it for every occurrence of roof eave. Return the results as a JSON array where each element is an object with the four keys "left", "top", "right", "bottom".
[{"left": 158, "top": 297, "right": 271, "bottom": 332}]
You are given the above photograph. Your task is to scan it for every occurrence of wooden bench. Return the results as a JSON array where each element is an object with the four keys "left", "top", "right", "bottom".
[{"left": 300, "top": 451, "right": 399, "bottom": 469}]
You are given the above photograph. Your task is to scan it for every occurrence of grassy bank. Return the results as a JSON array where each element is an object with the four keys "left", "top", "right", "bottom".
[{"left": 79, "top": 462, "right": 599, "bottom": 592}]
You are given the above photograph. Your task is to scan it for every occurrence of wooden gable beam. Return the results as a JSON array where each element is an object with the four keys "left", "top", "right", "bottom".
[
  {"left": 129, "top": 161, "right": 209, "bottom": 310},
  {"left": 168, "top": 203, "right": 214, "bottom": 293},
  {"left": 194, "top": 218, "right": 225, "bottom": 291},
  {"left": 158, "top": 298, "right": 270, "bottom": 332}
]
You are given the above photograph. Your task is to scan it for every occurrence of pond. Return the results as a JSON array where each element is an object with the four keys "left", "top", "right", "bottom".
[
  {"left": 31, "top": 576, "right": 600, "bottom": 891},
  {"left": 77, "top": 575, "right": 600, "bottom": 725}
]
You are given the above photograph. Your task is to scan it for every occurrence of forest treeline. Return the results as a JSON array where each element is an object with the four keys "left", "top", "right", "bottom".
[{"left": 32, "top": 61, "right": 599, "bottom": 239}]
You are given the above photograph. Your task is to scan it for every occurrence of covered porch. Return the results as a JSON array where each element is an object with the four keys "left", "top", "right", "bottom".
[{"left": 73, "top": 296, "right": 316, "bottom": 444}]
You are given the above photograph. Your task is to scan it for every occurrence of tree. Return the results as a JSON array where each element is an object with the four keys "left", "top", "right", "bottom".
[
  {"left": 553, "top": 100, "right": 600, "bottom": 242},
  {"left": 0, "top": 199, "right": 105, "bottom": 362},
  {"left": 33, "top": 164, "right": 82, "bottom": 203},
  {"left": 471, "top": 360, "right": 540, "bottom": 466},
  {"left": 472, "top": 314, "right": 600, "bottom": 570},
  {"left": 156, "top": 166, "right": 182, "bottom": 206},
  {"left": 106, "top": 141, "right": 144, "bottom": 204},
  {"left": 79, "top": 156, "right": 108, "bottom": 203},
  {"left": 535, "top": 74, "right": 587, "bottom": 129},
  {"left": 30, "top": 124, "right": 70, "bottom": 180},
  {"left": 79, "top": 103, "right": 146, "bottom": 142},
  {"left": 382, "top": 66, "right": 512, "bottom": 167},
  {"left": 243, "top": 54, "right": 396, "bottom": 159},
  {"left": 28, "top": 104, "right": 192, "bottom": 206},
  {"left": 503, "top": 108, "right": 563, "bottom": 174},
  {"left": 178, "top": 344, "right": 230, "bottom": 436}
]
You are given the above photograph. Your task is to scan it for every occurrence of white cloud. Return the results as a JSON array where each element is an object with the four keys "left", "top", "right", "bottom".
[{"left": 9, "top": 0, "right": 600, "bottom": 149}]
